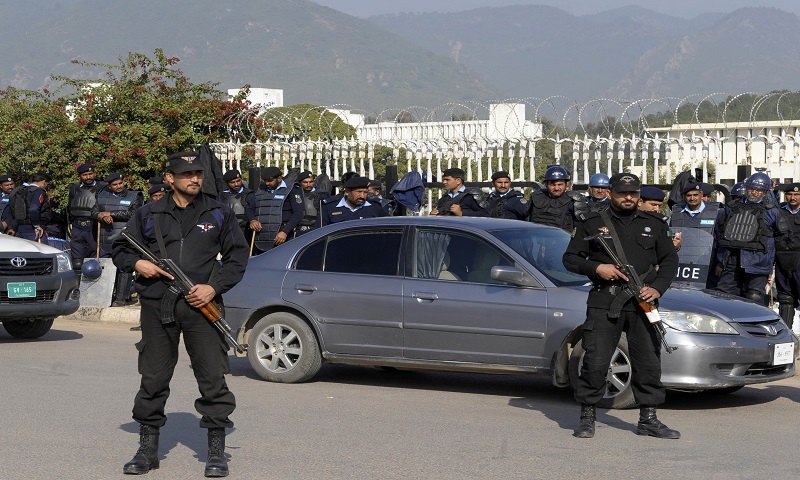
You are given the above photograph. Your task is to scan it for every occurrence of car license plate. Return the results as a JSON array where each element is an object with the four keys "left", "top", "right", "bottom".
[
  {"left": 7, "top": 282, "right": 37, "bottom": 298},
  {"left": 772, "top": 343, "right": 795, "bottom": 366}
]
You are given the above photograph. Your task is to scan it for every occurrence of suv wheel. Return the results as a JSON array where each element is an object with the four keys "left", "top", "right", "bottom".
[
  {"left": 248, "top": 312, "right": 322, "bottom": 383},
  {"left": 569, "top": 333, "right": 636, "bottom": 409},
  {"left": 2, "top": 318, "right": 55, "bottom": 339}
]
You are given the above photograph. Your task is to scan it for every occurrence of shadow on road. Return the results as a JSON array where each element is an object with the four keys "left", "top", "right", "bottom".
[{"left": 0, "top": 328, "right": 83, "bottom": 343}]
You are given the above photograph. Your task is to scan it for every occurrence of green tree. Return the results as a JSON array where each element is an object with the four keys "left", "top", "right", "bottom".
[{"left": 259, "top": 104, "right": 356, "bottom": 142}]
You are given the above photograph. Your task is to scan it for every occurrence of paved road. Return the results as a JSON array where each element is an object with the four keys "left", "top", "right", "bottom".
[{"left": 2, "top": 318, "right": 798, "bottom": 480}]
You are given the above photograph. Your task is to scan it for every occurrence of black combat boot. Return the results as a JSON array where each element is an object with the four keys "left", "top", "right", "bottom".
[
  {"left": 636, "top": 406, "right": 680, "bottom": 439},
  {"left": 573, "top": 404, "right": 596, "bottom": 438},
  {"left": 123, "top": 424, "right": 160, "bottom": 474},
  {"left": 205, "top": 428, "right": 229, "bottom": 477}
]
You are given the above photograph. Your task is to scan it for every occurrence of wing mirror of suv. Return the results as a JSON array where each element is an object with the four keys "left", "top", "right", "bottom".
[{"left": 490, "top": 265, "right": 538, "bottom": 287}]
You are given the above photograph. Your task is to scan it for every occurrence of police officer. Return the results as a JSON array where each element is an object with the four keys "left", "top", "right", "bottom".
[
  {"left": 219, "top": 169, "right": 252, "bottom": 242},
  {"left": 638, "top": 186, "right": 681, "bottom": 250},
  {"left": 147, "top": 176, "right": 163, "bottom": 191},
  {"left": 714, "top": 172, "right": 779, "bottom": 305},
  {"left": 528, "top": 165, "right": 582, "bottom": 232},
  {"left": 5, "top": 172, "right": 52, "bottom": 240},
  {"left": 479, "top": 170, "right": 524, "bottom": 219},
  {"left": 295, "top": 171, "right": 328, "bottom": 235},
  {"left": 429, "top": 167, "right": 485, "bottom": 217},
  {"left": 730, "top": 182, "right": 746, "bottom": 200},
  {"left": 67, "top": 163, "right": 106, "bottom": 271},
  {"left": 774, "top": 183, "right": 800, "bottom": 328},
  {"left": 317, "top": 176, "right": 389, "bottom": 226},
  {"left": 93, "top": 173, "right": 143, "bottom": 306},
  {"left": 147, "top": 184, "right": 168, "bottom": 203},
  {"left": 367, "top": 179, "right": 397, "bottom": 216},
  {"left": 112, "top": 152, "right": 248, "bottom": 477},
  {"left": 245, "top": 166, "right": 304, "bottom": 254},
  {"left": 670, "top": 182, "right": 724, "bottom": 286},
  {"left": 563, "top": 173, "right": 680, "bottom": 440},
  {"left": 0, "top": 174, "right": 14, "bottom": 233}
]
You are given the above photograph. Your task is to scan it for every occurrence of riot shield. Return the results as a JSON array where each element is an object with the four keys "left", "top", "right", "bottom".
[{"left": 671, "top": 227, "right": 714, "bottom": 288}]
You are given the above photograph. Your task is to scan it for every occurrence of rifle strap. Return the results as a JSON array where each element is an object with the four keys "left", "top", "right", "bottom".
[
  {"left": 153, "top": 212, "right": 169, "bottom": 258},
  {"left": 599, "top": 210, "right": 631, "bottom": 266}
]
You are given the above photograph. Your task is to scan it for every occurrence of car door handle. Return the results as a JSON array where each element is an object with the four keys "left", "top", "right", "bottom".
[
  {"left": 412, "top": 292, "right": 438, "bottom": 302},
  {"left": 295, "top": 284, "right": 317, "bottom": 294}
]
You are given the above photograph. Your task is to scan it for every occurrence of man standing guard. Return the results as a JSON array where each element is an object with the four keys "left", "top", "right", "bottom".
[
  {"left": 480, "top": 170, "right": 524, "bottom": 219},
  {"left": 429, "top": 167, "right": 485, "bottom": 217},
  {"left": 563, "top": 173, "right": 680, "bottom": 439},
  {"left": 528, "top": 165, "right": 582, "bottom": 232},
  {"left": 316, "top": 176, "right": 389, "bottom": 226},
  {"left": 245, "top": 166, "right": 305, "bottom": 254},
  {"left": 5, "top": 172, "right": 52, "bottom": 240},
  {"left": 219, "top": 169, "right": 252, "bottom": 241},
  {"left": 295, "top": 171, "right": 329, "bottom": 235},
  {"left": 93, "top": 173, "right": 143, "bottom": 306},
  {"left": 112, "top": 151, "right": 248, "bottom": 477},
  {"left": 775, "top": 183, "right": 800, "bottom": 329},
  {"left": 0, "top": 174, "right": 14, "bottom": 233},
  {"left": 714, "top": 172, "right": 779, "bottom": 305},
  {"left": 67, "top": 163, "right": 106, "bottom": 271}
]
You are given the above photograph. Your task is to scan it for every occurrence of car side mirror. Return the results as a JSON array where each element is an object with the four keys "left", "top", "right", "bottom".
[{"left": 490, "top": 265, "right": 537, "bottom": 287}]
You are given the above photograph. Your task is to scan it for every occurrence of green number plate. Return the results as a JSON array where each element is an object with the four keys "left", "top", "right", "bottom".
[{"left": 6, "top": 282, "right": 36, "bottom": 298}]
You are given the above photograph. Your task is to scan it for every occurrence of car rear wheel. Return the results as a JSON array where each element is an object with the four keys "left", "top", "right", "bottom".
[
  {"left": 569, "top": 333, "right": 637, "bottom": 409},
  {"left": 2, "top": 318, "right": 55, "bottom": 339},
  {"left": 247, "top": 312, "right": 322, "bottom": 383}
]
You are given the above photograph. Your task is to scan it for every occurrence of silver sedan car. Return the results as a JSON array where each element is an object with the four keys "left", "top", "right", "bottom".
[{"left": 223, "top": 217, "right": 797, "bottom": 408}]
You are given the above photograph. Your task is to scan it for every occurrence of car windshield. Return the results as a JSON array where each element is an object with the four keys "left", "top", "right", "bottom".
[{"left": 489, "top": 227, "right": 588, "bottom": 286}]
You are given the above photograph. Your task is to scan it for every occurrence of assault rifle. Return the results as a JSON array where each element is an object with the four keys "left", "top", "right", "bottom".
[
  {"left": 585, "top": 232, "right": 676, "bottom": 354},
  {"left": 120, "top": 230, "right": 247, "bottom": 354}
]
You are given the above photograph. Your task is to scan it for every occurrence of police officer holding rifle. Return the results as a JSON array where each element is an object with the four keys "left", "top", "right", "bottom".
[
  {"left": 563, "top": 173, "right": 680, "bottom": 440},
  {"left": 112, "top": 151, "right": 248, "bottom": 477}
]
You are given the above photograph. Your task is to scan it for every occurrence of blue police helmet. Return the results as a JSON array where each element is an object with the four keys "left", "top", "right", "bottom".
[
  {"left": 731, "top": 182, "right": 746, "bottom": 197},
  {"left": 743, "top": 172, "right": 771, "bottom": 191},
  {"left": 544, "top": 165, "right": 570, "bottom": 181},
  {"left": 81, "top": 259, "right": 102, "bottom": 280},
  {"left": 588, "top": 173, "right": 610, "bottom": 188}
]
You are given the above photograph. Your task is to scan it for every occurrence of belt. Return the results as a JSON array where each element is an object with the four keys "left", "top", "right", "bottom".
[
  {"left": 72, "top": 219, "right": 93, "bottom": 227},
  {"left": 592, "top": 284, "right": 625, "bottom": 295}
]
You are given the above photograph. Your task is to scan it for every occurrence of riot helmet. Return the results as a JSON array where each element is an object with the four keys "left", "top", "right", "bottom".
[
  {"left": 544, "top": 166, "right": 570, "bottom": 182},
  {"left": 81, "top": 259, "right": 102, "bottom": 280},
  {"left": 731, "top": 182, "right": 746, "bottom": 198},
  {"left": 743, "top": 172, "right": 771, "bottom": 191},
  {"left": 588, "top": 173, "right": 610, "bottom": 188}
]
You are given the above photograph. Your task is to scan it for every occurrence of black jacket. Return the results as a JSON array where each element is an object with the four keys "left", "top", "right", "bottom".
[{"left": 111, "top": 191, "right": 248, "bottom": 299}]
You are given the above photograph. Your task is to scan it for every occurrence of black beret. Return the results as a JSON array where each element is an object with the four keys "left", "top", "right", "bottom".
[
  {"left": 76, "top": 163, "right": 94, "bottom": 174},
  {"left": 368, "top": 180, "right": 382, "bottom": 188},
  {"left": 166, "top": 151, "right": 203, "bottom": 174},
  {"left": 639, "top": 186, "right": 665, "bottom": 201},
  {"left": 147, "top": 176, "right": 163, "bottom": 185},
  {"left": 491, "top": 171, "right": 511, "bottom": 181},
  {"left": 104, "top": 173, "right": 123, "bottom": 183},
  {"left": 681, "top": 182, "right": 703, "bottom": 195},
  {"left": 700, "top": 183, "right": 714, "bottom": 195},
  {"left": 148, "top": 184, "right": 168, "bottom": 196},
  {"left": 261, "top": 166, "right": 282, "bottom": 180},
  {"left": 781, "top": 183, "right": 800, "bottom": 193},
  {"left": 343, "top": 176, "right": 370, "bottom": 189},
  {"left": 297, "top": 171, "right": 313, "bottom": 182},
  {"left": 222, "top": 169, "right": 241, "bottom": 182},
  {"left": 0, "top": 174, "right": 12, "bottom": 183},
  {"left": 442, "top": 167, "right": 466, "bottom": 178},
  {"left": 609, "top": 173, "right": 640, "bottom": 192}
]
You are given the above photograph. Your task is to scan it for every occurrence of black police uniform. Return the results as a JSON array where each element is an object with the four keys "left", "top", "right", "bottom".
[
  {"left": 111, "top": 191, "right": 248, "bottom": 429},
  {"left": 563, "top": 208, "right": 678, "bottom": 408},
  {"left": 775, "top": 184, "right": 800, "bottom": 328},
  {"left": 7, "top": 182, "right": 53, "bottom": 241},
  {"left": 245, "top": 181, "right": 305, "bottom": 254},
  {"left": 527, "top": 189, "right": 580, "bottom": 232},
  {"left": 316, "top": 196, "right": 389, "bottom": 226},
  {"left": 220, "top": 185, "right": 253, "bottom": 240},
  {"left": 0, "top": 190, "right": 10, "bottom": 233},
  {"left": 482, "top": 189, "right": 524, "bottom": 218},
  {"left": 297, "top": 188, "right": 330, "bottom": 235},
  {"left": 67, "top": 179, "right": 106, "bottom": 268},
  {"left": 433, "top": 187, "right": 486, "bottom": 216}
]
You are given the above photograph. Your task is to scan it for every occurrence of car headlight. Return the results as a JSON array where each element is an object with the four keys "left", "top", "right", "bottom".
[
  {"left": 659, "top": 309, "right": 738, "bottom": 334},
  {"left": 56, "top": 253, "right": 72, "bottom": 273}
]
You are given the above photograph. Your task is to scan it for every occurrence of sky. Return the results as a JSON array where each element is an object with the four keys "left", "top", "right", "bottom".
[{"left": 311, "top": 0, "right": 800, "bottom": 19}]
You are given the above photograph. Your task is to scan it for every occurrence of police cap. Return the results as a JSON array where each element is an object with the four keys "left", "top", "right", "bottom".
[
  {"left": 343, "top": 176, "right": 370, "bottom": 189},
  {"left": 491, "top": 171, "right": 511, "bottom": 181},
  {"left": 639, "top": 186, "right": 665, "bottom": 202},
  {"left": 222, "top": 169, "right": 241, "bottom": 182},
  {"left": 148, "top": 184, "right": 168, "bottom": 196},
  {"left": 104, "top": 173, "right": 123, "bottom": 183},
  {"left": 680, "top": 182, "right": 703, "bottom": 195},
  {"left": 781, "top": 182, "right": 800, "bottom": 193},
  {"left": 442, "top": 167, "right": 466, "bottom": 179},
  {"left": 297, "top": 171, "right": 313, "bottom": 182},
  {"left": 76, "top": 163, "right": 94, "bottom": 174},
  {"left": 368, "top": 179, "right": 382, "bottom": 188},
  {"left": 261, "top": 166, "right": 282, "bottom": 180},
  {"left": 166, "top": 151, "right": 203, "bottom": 174},
  {"left": 0, "top": 174, "right": 12, "bottom": 184},
  {"left": 609, "top": 173, "right": 640, "bottom": 192}
]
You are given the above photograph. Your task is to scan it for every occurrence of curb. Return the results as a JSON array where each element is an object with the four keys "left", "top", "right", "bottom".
[{"left": 61, "top": 305, "right": 140, "bottom": 325}]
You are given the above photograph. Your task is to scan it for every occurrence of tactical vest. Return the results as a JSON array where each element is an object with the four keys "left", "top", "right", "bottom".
[
  {"left": 717, "top": 199, "right": 772, "bottom": 252},
  {"left": 97, "top": 188, "right": 139, "bottom": 250},
  {"left": 253, "top": 186, "right": 290, "bottom": 248},
  {"left": 484, "top": 190, "right": 522, "bottom": 218},
  {"left": 220, "top": 188, "right": 251, "bottom": 223},
  {"left": 299, "top": 190, "right": 321, "bottom": 226},
  {"left": 669, "top": 203, "right": 719, "bottom": 234},
  {"left": 436, "top": 188, "right": 481, "bottom": 216},
  {"left": 8, "top": 185, "right": 52, "bottom": 225},
  {"left": 69, "top": 184, "right": 102, "bottom": 218},
  {"left": 528, "top": 190, "right": 573, "bottom": 232},
  {"left": 573, "top": 196, "right": 609, "bottom": 218}
]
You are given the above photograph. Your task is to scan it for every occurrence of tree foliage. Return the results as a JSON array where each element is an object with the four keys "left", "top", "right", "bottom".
[{"left": 259, "top": 104, "right": 356, "bottom": 142}]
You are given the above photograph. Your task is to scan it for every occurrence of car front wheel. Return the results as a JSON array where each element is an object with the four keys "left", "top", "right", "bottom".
[
  {"left": 2, "top": 318, "right": 55, "bottom": 339},
  {"left": 569, "top": 333, "right": 636, "bottom": 409},
  {"left": 247, "top": 312, "right": 322, "bottom": 383}
]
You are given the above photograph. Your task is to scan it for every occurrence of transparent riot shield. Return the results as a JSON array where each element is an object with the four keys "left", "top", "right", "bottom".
[{"left": 671, "top": 227, "right": 715, "bottom": 289}]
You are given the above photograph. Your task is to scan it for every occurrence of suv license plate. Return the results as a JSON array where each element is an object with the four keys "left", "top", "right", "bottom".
[
  {"left": 6, "top": 282, "right": 36, "bottom": 298},
  {"left": 772, "top": 343, "right": 795, "bottom": 366}
]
